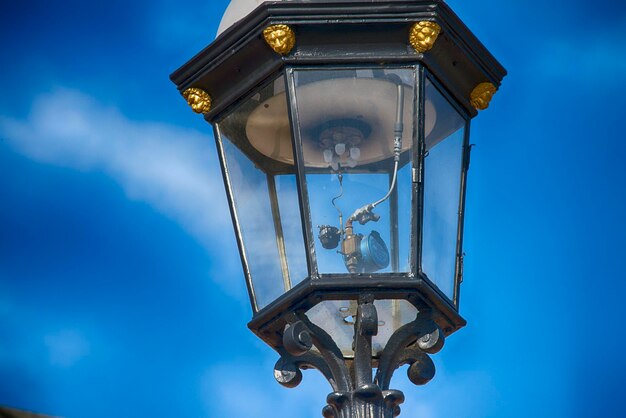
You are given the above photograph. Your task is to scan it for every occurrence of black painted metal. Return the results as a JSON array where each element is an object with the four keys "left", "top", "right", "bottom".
[
  {"left": 247, "top": 274, "right": 466, "bottom": 351},
  {"left": 411, "top": 65, "right": 425, "bottom": 277},
  {"left": 274, "top": 296, "right": 443, "bottom": 417},
  {"left": 374, "top": 312, "right": 442, "bottom": 389},
  {"left": 454, "top": 119, "right": 472, "bottom": 307},
  {"left": 285, "top": 67, "right": 320, "bottom": 279},
  {"left": 171, "top": 0, "right": 507, "bottom": 122},
  {"left": 420, "top": 70, "right": 473, "bottom": 309},
  {"left": 171, "top": 0, "right": 506, "bottom": 323},
  {"left": 171, "top": 2, "right": 507, "bottom": 416},
  {"left": 389, "top": 171, "right": 399, "bottom": 272},
  {"left": 213, "top": 124, "right": 259, "bottom": 312}
]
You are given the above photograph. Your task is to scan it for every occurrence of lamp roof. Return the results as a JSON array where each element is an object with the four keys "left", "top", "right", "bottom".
[
  {"left": 218, "top": 0, "right": 269, "bottom": 35},
  {"left": 172, "top": 0, "right": 506, "bottom": 121},
  {"left": 218, "top": 0, "right": 423, "bottom": 35}
]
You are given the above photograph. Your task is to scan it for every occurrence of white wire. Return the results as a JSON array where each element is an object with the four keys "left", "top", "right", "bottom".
[{"left": 349, "top": 82, "right": 404, "bottom": 221}]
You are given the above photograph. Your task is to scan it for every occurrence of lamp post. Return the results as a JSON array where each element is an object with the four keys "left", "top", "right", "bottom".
[{"left": 171, "top": 1, "right": 505, "bottom": 416}]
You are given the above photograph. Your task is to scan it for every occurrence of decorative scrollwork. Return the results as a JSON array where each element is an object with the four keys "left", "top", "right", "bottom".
[
  {"left": 409, "top": 21, "right": 441, "bottom": 53},
  {"left": 272, "top": 300, "right": 444, "bottom": 417},
  {"left": 417, "top": 326, "right": 444, "bottom": 354},
  {"left": 274, "top": 351, "right": 340, "bottom": 389},
  {"left": 375, "top": 316, "right": 443, "bottom": 390},
  {"left": 401, "top": 345, "right": 436, "bottom": 386},
  {"left": 182, "top": 87, "right": 212, "bottom": 114},
  {"left": 263, "top": 24, "right": 296, "bottom": 55},
  {"left": 283, "top": 321, "right": 313, "bottom": 356},
  {"left": 470, "top": 82, "right": 497, "bottom": 110},
  {"left": 275, "top": 314, "right": 351, "bottom": 392},
  {"left": 323, "top": 388, "right": 405, "bottom": 418},
  {"left": 274, "top": 356, "right": 303, "bottom": 388}
]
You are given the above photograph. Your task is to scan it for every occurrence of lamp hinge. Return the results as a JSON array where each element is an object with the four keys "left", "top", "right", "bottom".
[
  {"left": 412, "top": 166, "right": 422, "bottom": 184},
  {"left": 458, "top": 252, "right": 465, "bottom": 283},
  {"left": 464, "top": 144, "right": 475, "bottom": 171}
]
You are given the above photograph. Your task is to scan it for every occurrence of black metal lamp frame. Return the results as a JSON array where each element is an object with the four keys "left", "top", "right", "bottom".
[
  {"left": 275, "top": 294, "right": 444, "bottom": 417},
  {"left": 171, "top": 1, "right": 506, "bottom": 416}
]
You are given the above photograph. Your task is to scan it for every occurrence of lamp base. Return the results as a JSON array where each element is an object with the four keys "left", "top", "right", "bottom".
[
  {"left": 274, "top": 295, "right": 444, "bottom": 418},
  {"left": 323, "top": 387, "right": 405, "bottom": 418}
]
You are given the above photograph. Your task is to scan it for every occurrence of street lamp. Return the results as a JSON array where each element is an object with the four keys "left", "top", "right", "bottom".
[{"left": 171, "top": 1, "right": 505, "bottom": 417}]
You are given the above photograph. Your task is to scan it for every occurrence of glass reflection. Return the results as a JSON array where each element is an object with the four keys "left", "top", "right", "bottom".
[
  {"left": 290, "top": 68, "right": 417, "bottom": 275},
  {"left": 217, "top": 76, "right": 307, "bottom": 310},
  {"left": 421, "top": 79, "right": 466, "bottom": 300},
  {"left": 306, "top": 299, "right": 418, "bottom": 358}
]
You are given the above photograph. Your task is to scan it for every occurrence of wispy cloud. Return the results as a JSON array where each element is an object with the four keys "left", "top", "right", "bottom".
[
  {"left": 0, "top": 89, "right": 245, "bottom": 295},
  {"left": 1, "top": 89, "right": 229, "bottom": 244}
]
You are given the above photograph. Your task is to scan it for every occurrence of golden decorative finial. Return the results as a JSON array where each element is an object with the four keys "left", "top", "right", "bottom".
[
  {"left": 182, "top": 87, "right": 212, "bottom": 114},
  {"left": 470, "top": 82, "right": 497, "bottom": 110},
  {"left": 409, "top": 21, "right": 441, "bottom": 53},
  {"left": 263, "top": 24, "right": 296, "bottom": 55}
]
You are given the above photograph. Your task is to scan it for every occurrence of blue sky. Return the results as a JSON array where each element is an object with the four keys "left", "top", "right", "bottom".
[{"left": 1, "top": 0, "right": 625, "bottom": 417}]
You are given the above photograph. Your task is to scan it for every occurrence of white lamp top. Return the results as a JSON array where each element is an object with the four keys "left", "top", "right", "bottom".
[{"left": 217, "top": 0, "right": 286, "bottom": 36}]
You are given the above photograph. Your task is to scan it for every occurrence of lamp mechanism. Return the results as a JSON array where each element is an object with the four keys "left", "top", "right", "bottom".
[{"left": 317, "top": 76, "right": 404, "bottom": 273}]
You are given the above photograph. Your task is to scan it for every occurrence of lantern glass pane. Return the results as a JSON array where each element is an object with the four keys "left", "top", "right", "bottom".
[
  {"left": 372, "top": 299, "right": 418, "bottom": 356},
  {"left": 305, "top": 299, "right": 418, "bottom": 358},
  {"left": 421, "top": 79, "right": 466, "bottom": 300},
  {"left": 275, "top": 174, "right": 309, "bottom": 285},
  {"left": 217, "top": 75, "right": 307, "bottom": 310},
  {"left": 290, "top": 68, "right": 417, "bottom": 275}
]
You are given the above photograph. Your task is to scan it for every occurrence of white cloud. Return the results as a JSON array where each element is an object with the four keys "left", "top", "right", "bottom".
[
  {"left": 0, "top": 89, "right": 244, "bottom": 295},
  {"left": 1, "top": 89, "right": 229, "bottom": 239}
]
